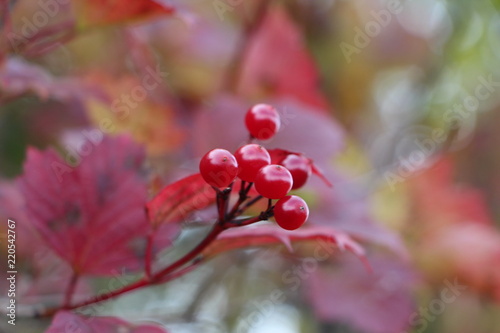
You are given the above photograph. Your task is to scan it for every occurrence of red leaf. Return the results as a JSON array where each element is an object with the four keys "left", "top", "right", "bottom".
[
  {"left": 146, "top": 173, "right": 215, "bottom": 227},
  {"left": 76, "top": 0, "right": 174, "bottom": 28},
  {"left": 410, "top": 158, "right": 493, "bottom": 227},
  {"left": 17, "top": 135, "right": 150, "bottom": 275},
  {"left": 268, "top": 148, "right": 333, "bottom": 187},
  {"left": 238, "top": 5, "right": 329, "bottom": 110},
  {"left": 310, "top": 163, "right": 333, "bottom": 187},
  {"left": 408, "top": 158, "right": 500, "bottom": 298},
  {"left": 47, "top": 311, "right": 168, "bottom": 333},
  {"left": 305, "top": 254, "right": 417, "bottom": 333},
  {"left": 268, "top": 148, "right": 294, "bottom": 164},
  {"left": 0, "top": 57, "right": 107, "bottom": 102},
  {"left": 0, "top": 181, "right": 93, "bottom": 304},
  {"left": 202, "top": 224, "right": 367, "bottom": 266},
  {"left": 308, "top": 167, "right": 409, "bottom": 258}
]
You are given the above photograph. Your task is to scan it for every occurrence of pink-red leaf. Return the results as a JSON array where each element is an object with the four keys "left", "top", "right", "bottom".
[
  {"left": 268, "top": 148, "right": 294, "bottom": 164},
  {"left": 146, "top": 173, "right": 215, "bottom": 227},
  {"left": 17, "top": 135, "right": 149, "bottom": 276},
  {"left": 268, "top": 148, "right": 333, "bottom": 187},
  {"left": 0, "top": 57, "right": 106, "bottom": 101},
  {"left": 47, "top": 311, "right": 168, "bottom": 333},
  {"left": 310, "top": 162, "right": 333, "bottom": 187},
  {"left": 238, "top": 5, "right": 329, "bottom": 110},
  {"left": 202, "top": 224, "right": 367, "bottom": 265},
  {"left": 0, "top": 181, "right": 92, "bottom": 304},
  {"left": 76, "top": 0, "right": 174, "bottom": 29},
  {"left": 305, "top": 254, "right": 416, "bottom": 333}
]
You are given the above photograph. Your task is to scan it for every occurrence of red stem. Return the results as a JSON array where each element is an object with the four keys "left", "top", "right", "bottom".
[
  {"left": 144, "top": 231, "right": 154, "bottom": 279},
  {"left": 42, "top": 277, "right": 151, "bottom": 317},
  {"left": 236, "top": 195, "right": 263, "bottom": 216},
  {"left": 213, "top": 187, "right": 225, "bottom": 222},
  {"left": 63, "top": 272, "right": 79, "bottom": 308},
  {"left": 39, "top": 147, "right": 271, "bottom": 317},
  {"left": 157, "top": 259, "right": 202, "bottom": 284},
  {"left": 226, "top": 208, "right": 274, "bottom": 229},
  {"left": 152, "top": 222, "right": 224, "bottom": 280},
  {"left": 227, "top": 181, "right": 253, "bottom": 219},
  {"left": 39, "top": 222, "right": 225, "bottom": 317}
]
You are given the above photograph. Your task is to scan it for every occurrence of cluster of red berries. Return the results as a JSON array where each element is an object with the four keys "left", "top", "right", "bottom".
[{"left": 199, "top": 104, "right": 318, "bottom": 230}]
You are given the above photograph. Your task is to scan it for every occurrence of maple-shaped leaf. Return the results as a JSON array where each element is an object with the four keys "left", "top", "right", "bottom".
[
  {"left": 146, "top": 173, "right": 216, "bottom": 227},
  {"left": 0, "top": 181, "right": 93, "bottom": 305},
  {"left": 202, "top": 224, "right": 367, "bottom": 266},
  {"left": 237, "top": 5, "right": 329, "bottom": 110},
  {"left": 75, "top": 0, "right": 174, "bottom": 29},
  {"left": 17, "top": 135, "right": 150, "bottom": 276},
  {"left": 47, "top": 311, "right": 168, "bottom": 333}
]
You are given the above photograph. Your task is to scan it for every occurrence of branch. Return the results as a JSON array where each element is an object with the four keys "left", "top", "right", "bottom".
[
  {"left": 39, "top": 181, "right": 270, "bottom": 317},
  {"left": 152, "top": 222, "right": 225, "bottom": 281},
  {"left": 40, "top": 277, "right": 150, "bottom": 317},
  {"left": 38, "top": 223, "right": 225, "bottom": 317}
]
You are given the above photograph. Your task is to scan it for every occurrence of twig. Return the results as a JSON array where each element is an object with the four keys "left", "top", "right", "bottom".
[
  {"left": 39, "top": 179, "right": 269, "bottom": 317},
  {"left": 63, "top": 272, "right": 79, "bottom": 308},
  {"left": 152, "top": 222, "right": 225, "bottom": 280},
  {"left": 227, "top": 181, "right": 253, "bottom": 219},
  {"left": 144, "top": 231, "right": 154, "bottom": 280},
  {"left": 41, "top": 278, "right": 151, "bottom": 317},
  {"left": 39, "top": 223, "right": 225, "bottom": 317},
  {"left": 236, "top": 195, "right": 263, "bottom": 216}
]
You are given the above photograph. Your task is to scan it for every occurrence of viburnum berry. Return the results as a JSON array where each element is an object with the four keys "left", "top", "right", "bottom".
[
  {"left": 245, "top": 104, "right": 280, "bottom": 140},
  {"left": 273, "top": 195, "right": 309, "bottom": 230},
  {"left": 234, "top": 144, "right": 271, "bottom": 182},
  {"left": 254, "top": 164, "right": 293, "bottom": 199},
  {"left": 199, "top": 149, "right": 238, "bottom": 188},
  {"left": 281, "top": 154, "right": 312, "bottom": 189}
]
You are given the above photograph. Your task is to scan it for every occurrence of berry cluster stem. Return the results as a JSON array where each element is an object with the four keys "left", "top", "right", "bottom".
[
  {"left": 152, "top": 222, "right": 224, "bottom": 280},
  {"left": 227, "top": 180, "right": 253, "bottom": 220},
  {"left": 237, "top": 195, "right": 263, "bottom": 216}
]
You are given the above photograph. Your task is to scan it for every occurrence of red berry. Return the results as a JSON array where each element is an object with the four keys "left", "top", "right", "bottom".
[
  {"left": 245, "top": 104, "right": 280, "bottom": 140},
  {"left": 281, "top": 154, "right": 311, "bottom": 189},
  {"left": 199, "top": 149, "right": 238, "bottom": 188},
  {"left": 254, "top": 164, "right": 293, "bottom": 199},
  {"left": 234, "top": 144, "right": 271, "bottom": 182},
  {"left": 274, "top": 195, "right": 309, "bottom": 230}
]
